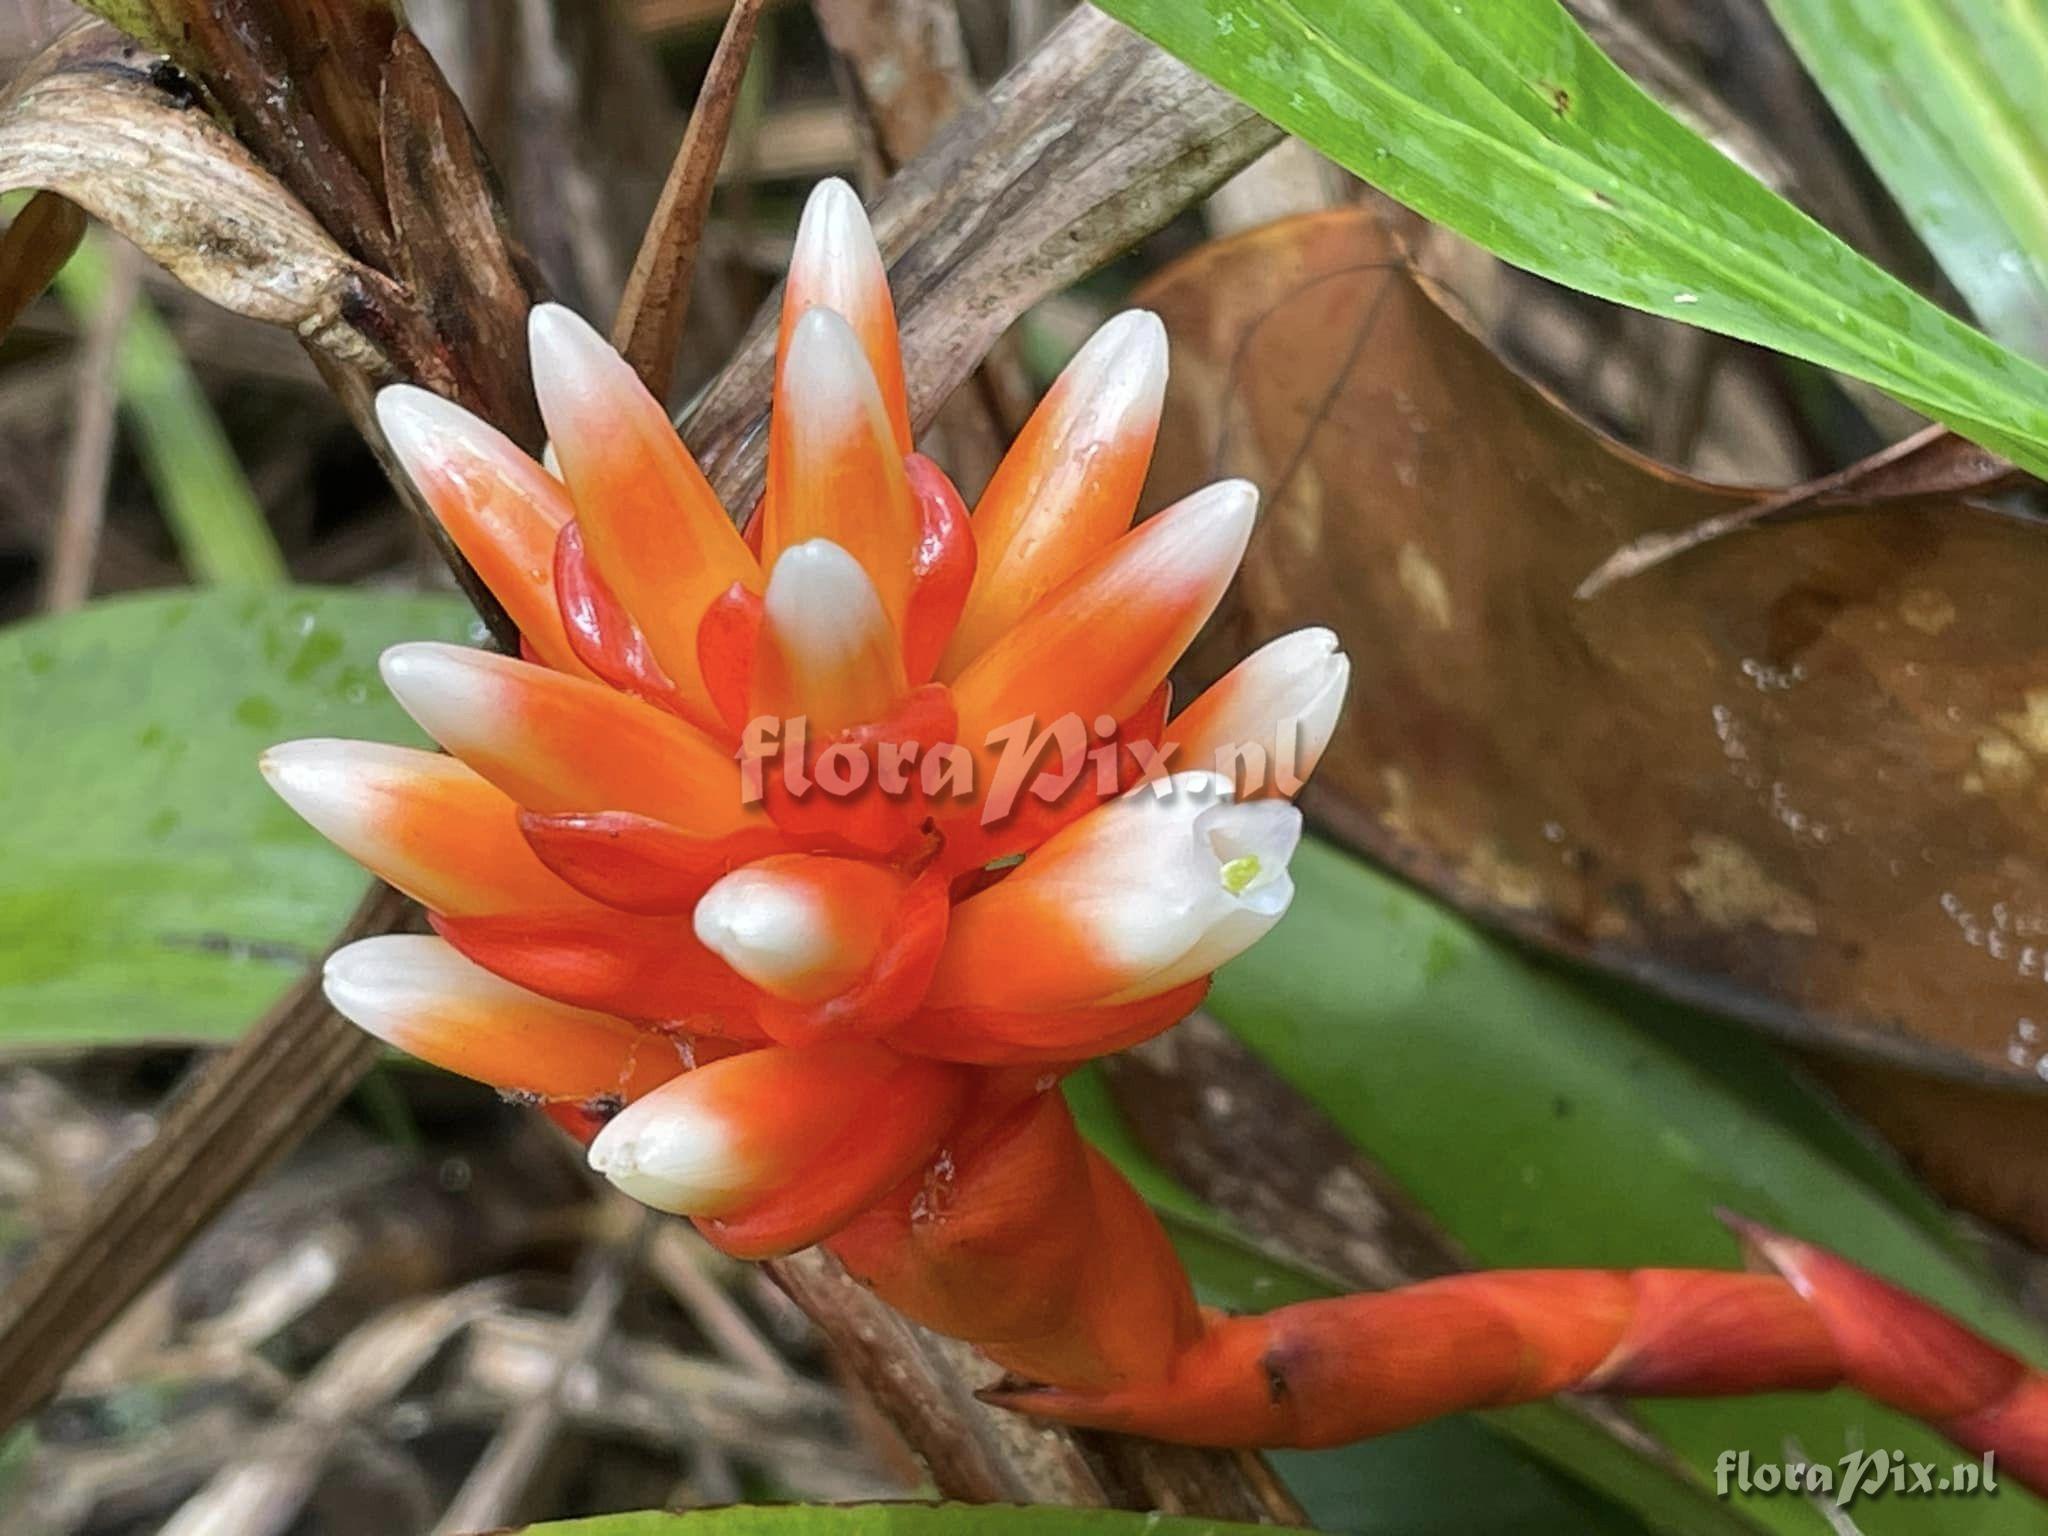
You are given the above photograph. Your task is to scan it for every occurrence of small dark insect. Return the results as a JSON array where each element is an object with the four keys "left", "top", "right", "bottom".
[{"left": 146, "top": 59, "right": 204, "bottom": 110}]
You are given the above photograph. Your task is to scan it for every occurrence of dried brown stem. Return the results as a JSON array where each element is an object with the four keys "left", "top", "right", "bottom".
[
  {"left": 379, "top": 30, "right": 547, "bottom": 449},
  {"left": 812, "top": 0, "right": 976, "bottom": 173},
  {"left": 614, "top": 0, "right": 768, "bottom": 401}
]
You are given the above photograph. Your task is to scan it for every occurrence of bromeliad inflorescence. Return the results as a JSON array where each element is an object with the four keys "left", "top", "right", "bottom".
[{"left": 265, "top": 179, "right": 2048, "bottom": 1484}]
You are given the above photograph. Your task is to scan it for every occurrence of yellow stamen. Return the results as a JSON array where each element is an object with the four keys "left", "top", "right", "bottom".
[{"left": 1220, "top": 854, "right": 1262, "bottom": 895}]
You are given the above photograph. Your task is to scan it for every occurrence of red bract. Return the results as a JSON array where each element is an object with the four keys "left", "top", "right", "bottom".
[{"left": 264, "top": 177, "right": 2048, "bottom": 1486}]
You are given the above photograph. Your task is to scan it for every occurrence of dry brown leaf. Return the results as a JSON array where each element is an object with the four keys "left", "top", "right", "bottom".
[
  {"left": 379, "top": 28, "right": 545, "bottom": 446},
  {"left": 0, "top": 187, "right": 84, "bottom": 340},
  {"left": 82, "top": 0, "right": 399, "bottom": 271},
  {"left": 266, "top": 0, "right": 401, "bottom": 202},
  {"left": 1145, "top": 209, "right": 2048, "bottom": 1091},
  {"left": 1578, "top": 425, "right": 2022, "bottom": 597},
  {"left": 1809, "top": 1057, "right": 2048, "bottom": 1248},
  {"left": 0, "top": 22, "right": 390, "bottom": 371}
]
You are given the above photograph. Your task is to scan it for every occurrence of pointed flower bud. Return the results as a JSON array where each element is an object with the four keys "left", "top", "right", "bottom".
[
  {"left": 781, "top": 177, "right": 910, "bottom": 451},
  {"left": 379, "top": 642, "right": 756, "bottom": 838},
  {"left": 375, "top": 385, "right": 589, "bottom": 678},
  {"left": 529, "top": 303, "right": 757, "bottom": 728},
  {"left": 764, "top": 308, "right": 919, "bottom": 629},
  {"left": 692, "top": 854, "right": 911, "bottom": 1004},
  {"left": 949, "top": 481, "right": 1258, "bottom": 763},
  {"left": 942, "top": 310, "right": 1168, "bottom": 674},
  {"left": 926, "top": 771, "right": 1302, "bottom": 1013},
  {"left": 586, "top": 1041, "right": 966, "bottom": 1256},
  {"left": 324, "top": 934, "right": 682, "bottom": 1103},
  {"left": 1165, "top": 627, "right": 1351, "bottom": 798},
  {"left": 751, "top": 539, "right": 907, "bottom": 735},
  {"left": 260, "top": 739, "right": 588, "bottom": 916}
]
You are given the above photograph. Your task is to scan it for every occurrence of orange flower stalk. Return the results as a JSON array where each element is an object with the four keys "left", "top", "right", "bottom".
[{"left": 266, "top": 176, "right": 2048, "bottom": 1491}]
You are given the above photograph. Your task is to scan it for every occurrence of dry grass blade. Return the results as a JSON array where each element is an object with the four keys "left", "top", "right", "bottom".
[
  {"left": 0, "top": 885, "right": 408, "bottom": 1433},
  {"left": 159, "top": 1280, "right": 506, "bottom": 1536},
  {"left": 613, "top": 0, "right": 767, "bottom": 402},
  {"left": 0, "top": 186, "right": 82, "bottom": 341},
  {"left": 1575, "top": 423, "right": 2022, "bottom": 597},
  {"left": 431, "top": 1214, "right": 648, "bottom": 1534},
  {"left": 0, "top": 22, "right": 394, "bottom": 373},
  {"left": 645, "top": 1222, "right": 793, "bottom": 1381},
  {"left": 40, "top": 236, "right": 137, "bottom": 611}
]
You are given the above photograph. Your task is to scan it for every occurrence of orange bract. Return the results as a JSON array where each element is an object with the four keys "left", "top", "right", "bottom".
[
  {"left": 283, "top": 171, "right": 1313, "bottom": 1227},
  {"left": 268, "top": 177, "right": 2048, "bottom": 1488}
]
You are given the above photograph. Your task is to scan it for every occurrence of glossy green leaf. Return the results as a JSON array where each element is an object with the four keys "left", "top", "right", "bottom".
[
  {"left": 0, "top": 587, "right": 474, "bottom": 1047},
  {"left": 1206, "top": 839, "right": 2048, "bottom": 1535},
  {"left": 510, "top": 1509, "right": 1290, "bottom": 1536},
  {"left": 1760, "top": 0, "right": 2048, "bottom": 358},
  {"left": 53, "top": 233, "right": 286, "bottom": 586},
  {"left": 1090, "top": 0, "right": 2048, "bottom": 476}
]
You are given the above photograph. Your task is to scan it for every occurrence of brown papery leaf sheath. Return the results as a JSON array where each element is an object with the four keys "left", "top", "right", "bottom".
[{"left": 0, "top": 187, "right": 83, "bottom": 340}]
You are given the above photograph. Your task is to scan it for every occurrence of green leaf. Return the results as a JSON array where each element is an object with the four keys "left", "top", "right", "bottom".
[
  {"left": 0, "top": 587, "right": 475, "bottom": 1047},
  {"left": 1090, "top": 0, "right": 2048, "bottom": 475},
  {"left": 1206, "top": 838, "right": 2048, "bottom": 1535},
  {"left": 53, "top": 233, "right": 286, "bottom": 586},
  {"left": 1758, "top": 0, "right": 2048, "bottom": 358},
  {"left": 506, "top": 1509, "right": 1296, "bottom": 1535}
]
